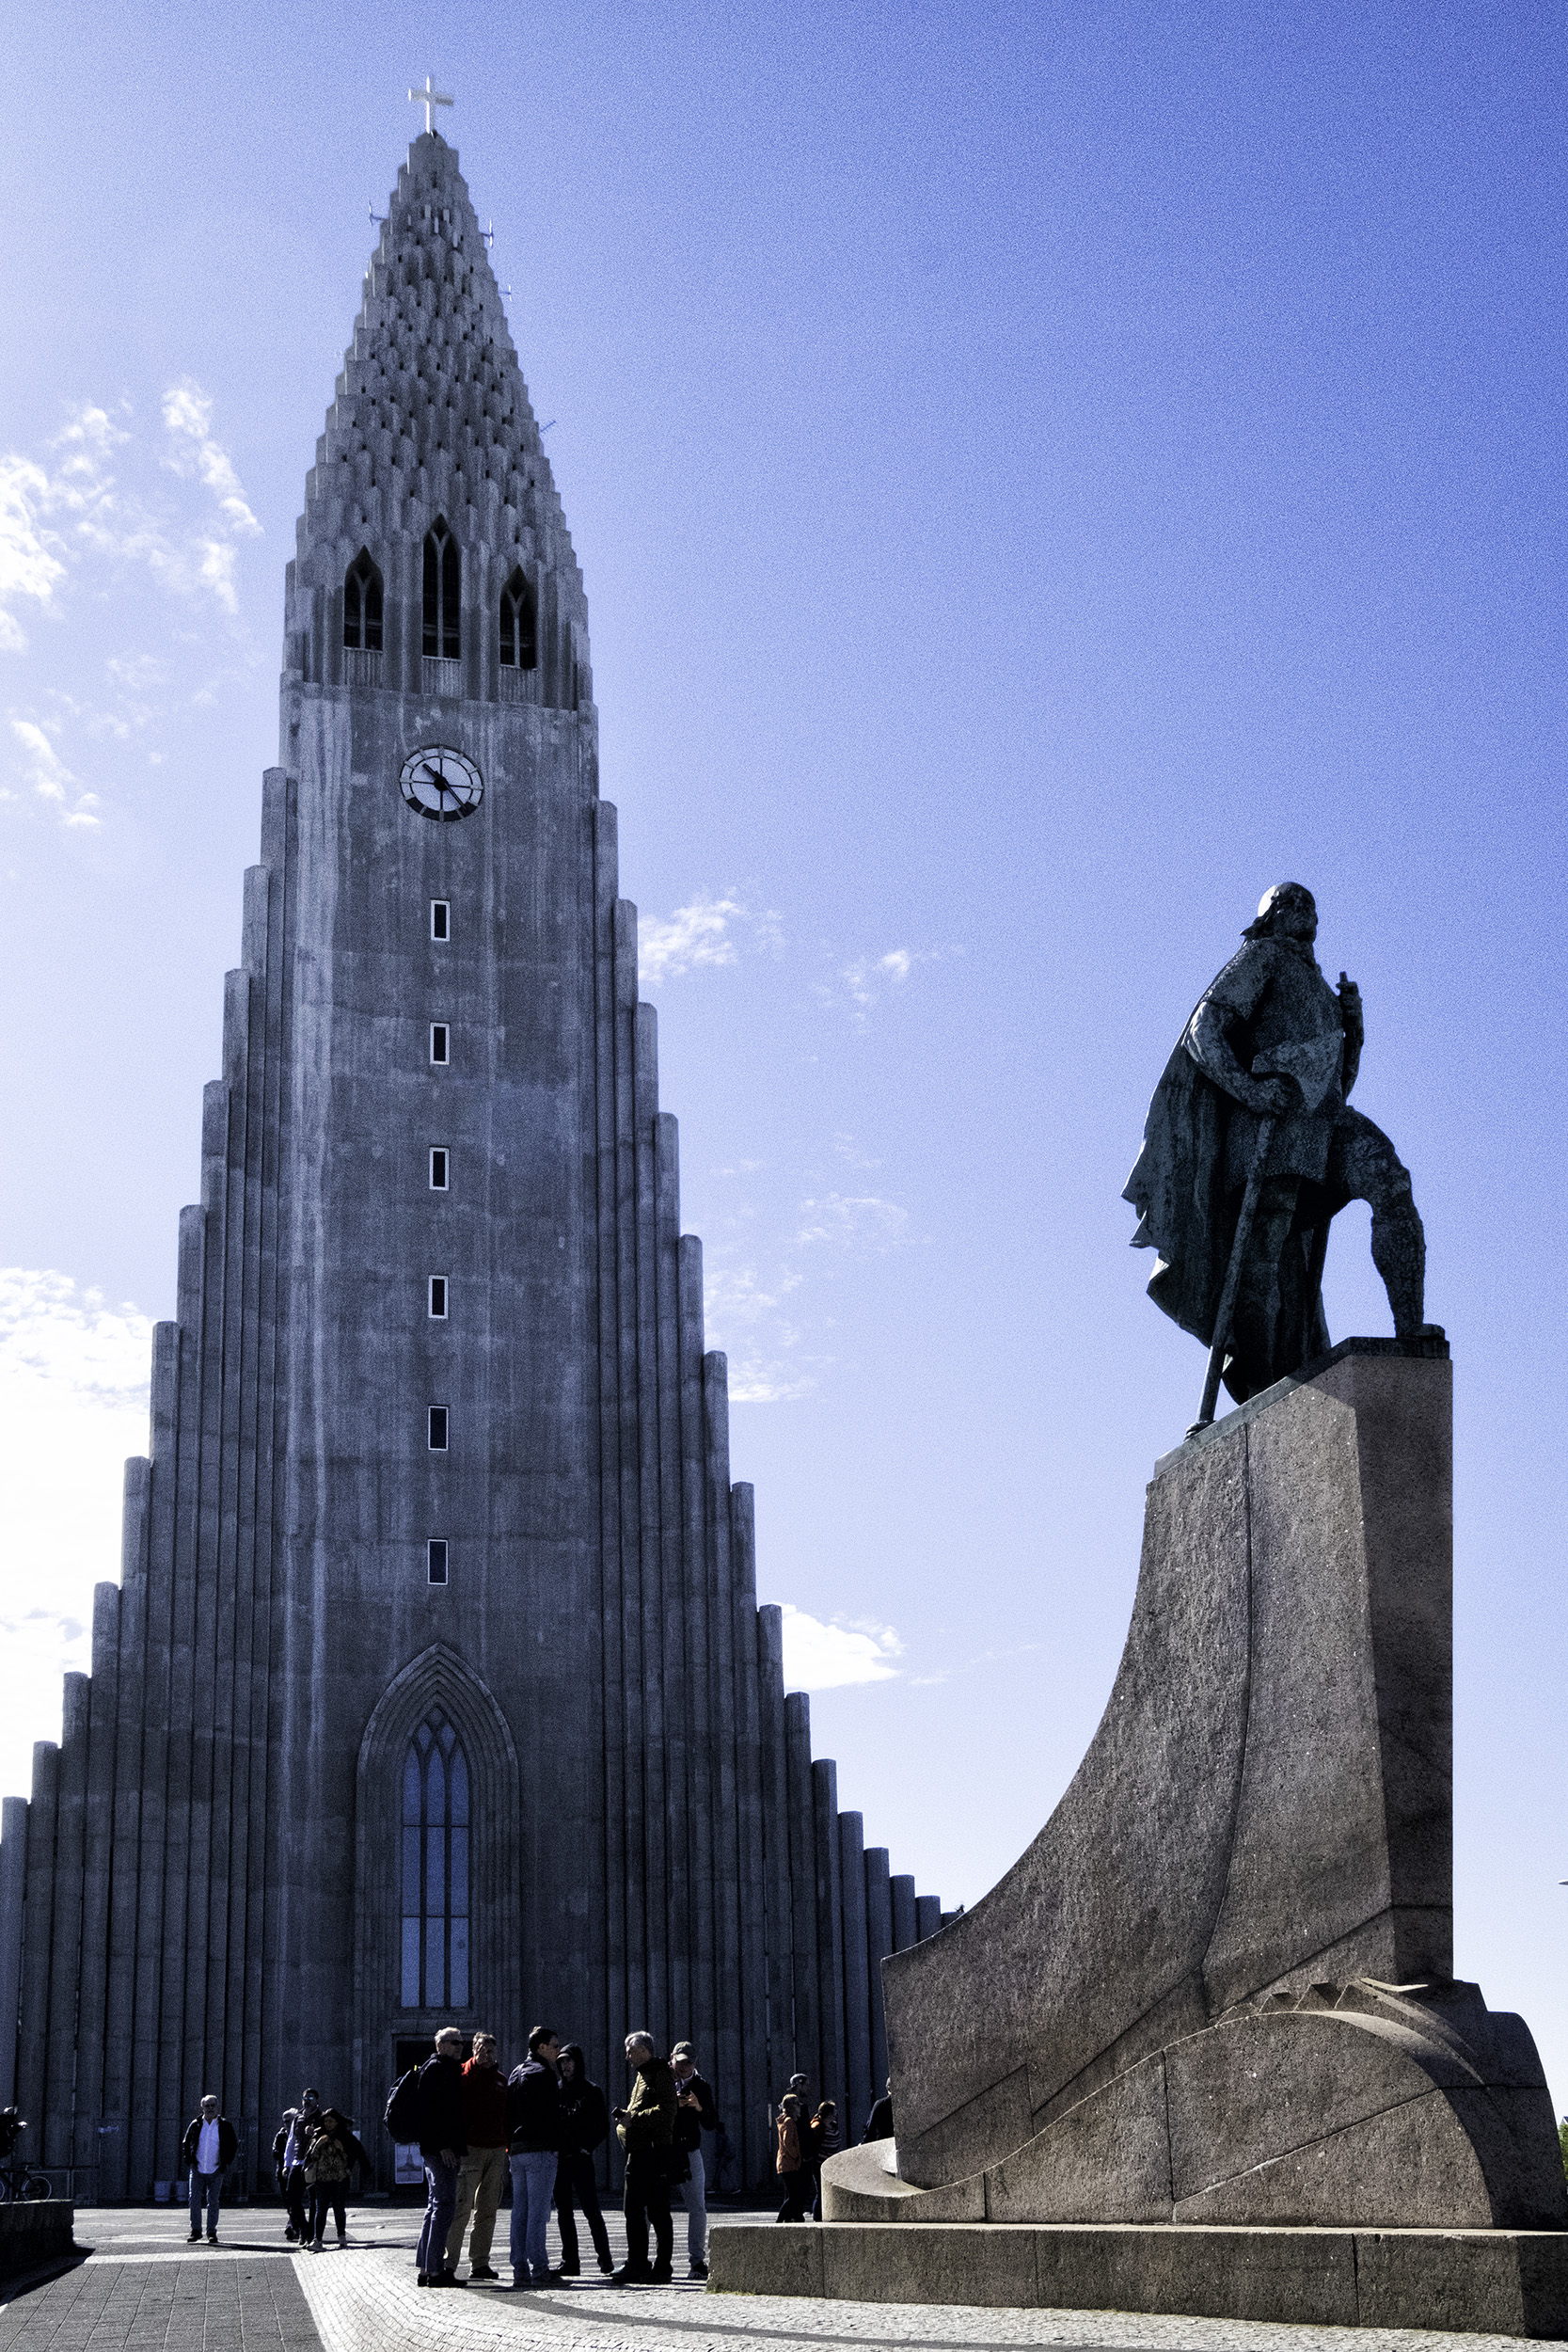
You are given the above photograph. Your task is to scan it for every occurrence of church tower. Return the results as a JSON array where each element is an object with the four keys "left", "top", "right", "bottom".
[{"left": 0, "top": 133, "right": 947, "bottom": 2200}]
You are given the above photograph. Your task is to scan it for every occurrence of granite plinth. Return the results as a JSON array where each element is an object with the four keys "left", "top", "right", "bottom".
[
  {"left": 876, "top": 1341, "right": 1564, "bottom": 2233},
  {"left": 709, "top": 2218, "right": 1568, "bottom": 2337},
  {"left": 0, "top": 2198, "right": 76, "bottom": 2279}
]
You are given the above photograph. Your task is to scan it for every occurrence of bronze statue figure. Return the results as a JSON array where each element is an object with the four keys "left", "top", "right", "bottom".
[{"left": 1123, "top": 883, "right": 1434, "bottom": 1414}]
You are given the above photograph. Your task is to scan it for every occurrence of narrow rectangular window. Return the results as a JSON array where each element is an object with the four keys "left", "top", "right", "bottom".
[
  {"left": 429, "top": 1275, "right": 448, "bottom": 1319},
  {"left": 431, "top": 899, "right": 450, "bottom": 942},
  {"left": 430, "top": 1148, "right": 449, "bottom": 1190},
  {"left": 430, "top": 1023, "right": 450, "bottom": 1066},
  {"left": 427, "top": 1539, "right": 449, "bottom": 1585},
  {"left": 428, "top": 1406, "right": 449, "bottom": 1451}
]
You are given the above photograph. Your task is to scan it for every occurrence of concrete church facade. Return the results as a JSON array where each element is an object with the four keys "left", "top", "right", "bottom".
[{"left": 0, "top": 132, "right": 947, "bottom": 2201}]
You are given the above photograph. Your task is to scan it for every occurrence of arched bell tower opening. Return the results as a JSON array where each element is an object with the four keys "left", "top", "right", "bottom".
[{"left": 354, "top": 1645, "right": 521, "bottom": 2175}]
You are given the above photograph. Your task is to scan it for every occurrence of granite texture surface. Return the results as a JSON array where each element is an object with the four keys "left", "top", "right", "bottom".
[
  {"left": 0, "top": 2200, "right": 75, "bottom": 2280},
  {"left": 879, "top": 1345, "right": 1565, "bottom": 2234},
  {"left": 711, "top": 2221, "right": 1568, "bottom": 2338}
]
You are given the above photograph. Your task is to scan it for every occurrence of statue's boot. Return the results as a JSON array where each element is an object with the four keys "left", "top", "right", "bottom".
[{"left": 1369, "top": 1177, "right": 1428, "bottom": 1337}]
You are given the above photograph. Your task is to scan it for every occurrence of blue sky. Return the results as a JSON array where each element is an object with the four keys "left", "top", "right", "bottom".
[{"left": 3, "top": 4, "right": 1565, "bottom": 2109}]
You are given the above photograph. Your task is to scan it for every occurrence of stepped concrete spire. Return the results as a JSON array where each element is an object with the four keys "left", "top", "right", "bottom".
[{"left": 286, "top": 134, "right": 589, "bottom": 709}]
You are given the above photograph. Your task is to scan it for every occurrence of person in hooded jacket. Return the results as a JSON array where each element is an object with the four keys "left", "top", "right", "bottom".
[
  {"left": 550, "top": 2043, "right": 613, "bottom": 2277},
  {"left": 301, "top": 2107, "right": 371, "bottom": 2250}
]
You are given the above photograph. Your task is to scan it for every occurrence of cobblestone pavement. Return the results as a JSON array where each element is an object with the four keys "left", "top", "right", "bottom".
[{"left": 0, "top": 2207, "right": 1558, "bottom": 2352}]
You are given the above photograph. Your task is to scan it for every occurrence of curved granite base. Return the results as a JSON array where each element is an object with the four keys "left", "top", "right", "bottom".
[
  {"left": 825, "top": 1978, "right": 1565, "bottom": 2231},
  {"left": 881, "top": 1339, "right": 1565, "bottom": 2233}
]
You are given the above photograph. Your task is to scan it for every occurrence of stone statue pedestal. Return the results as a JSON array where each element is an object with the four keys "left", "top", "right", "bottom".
[{"left": 713, "top": 1342, "right": 1568, "bottom": 2331}]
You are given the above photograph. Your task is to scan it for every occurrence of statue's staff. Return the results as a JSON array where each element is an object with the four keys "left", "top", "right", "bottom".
[{"left": 1188, "top": 1117, "right": 1276, "bottom": 1438}]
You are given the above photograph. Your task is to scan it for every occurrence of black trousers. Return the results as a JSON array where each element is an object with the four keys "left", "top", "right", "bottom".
[
  {"left": 309, "top": 2182, "right": 346, "bottom": 2242},
  {"left": 623, "top": 2151, "right": 673, "bottom": 2272},
  {"left": 555, "top": 2150, "right": 611, "bottom": 2270},
  {"left": 286, "top": 2165, "right": 310, "bottom": 2236}
]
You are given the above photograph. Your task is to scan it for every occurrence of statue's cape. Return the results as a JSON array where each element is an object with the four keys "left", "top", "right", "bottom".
[{"left": 1121, "top": 1034, "right": 1233, "bottom": 1347}]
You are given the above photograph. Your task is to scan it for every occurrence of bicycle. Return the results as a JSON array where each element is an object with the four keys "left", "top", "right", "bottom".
[{"left": 0, "top": 2165, "right": 53, "bottom": 2202}]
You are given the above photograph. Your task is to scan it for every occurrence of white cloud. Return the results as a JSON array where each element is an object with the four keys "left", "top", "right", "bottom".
[
  {"left": 0, "top": 1270, "right": 153, "bottom": 1801},
  {"left": 0, "top": 390, "right": 262, "bottom": 818},
  {"left": 780, "top": 1604, "right": 904, "bottom": 1691},
  {"left": 795, "top": 1193, "right": 911, "bottom": 1250},
  {"left": 703, "top": 1262, "right": 817, "bottom": 1403},
  {"left": 0, "top": 389, "right": 260, "bottom": 649},
  {"left": 816, "top": 941, "right": 961, "bottom": 1025},
  {"left": 7, "top": 717, "right": 100, "bottom": 827},
  {"left": 161, "top": 382, "right": 262, "bottom": 538},
  {"left": 639, "top": 893, "right": 784, "bottom": 986},
  {"left": 0, "top": 455, "right": 66, "bottom": 650}
]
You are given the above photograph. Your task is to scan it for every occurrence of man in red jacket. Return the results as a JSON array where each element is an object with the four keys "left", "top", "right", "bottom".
[{"left": 448, "top": 2032, "right": 508, "bottom": 2282}]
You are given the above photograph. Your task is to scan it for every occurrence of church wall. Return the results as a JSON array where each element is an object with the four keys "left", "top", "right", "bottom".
[{"left": 0, "top": 131, "right": 958, "bottom": 2201}]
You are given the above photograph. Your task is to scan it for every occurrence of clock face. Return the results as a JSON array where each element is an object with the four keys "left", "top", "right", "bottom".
[{"left": 400, "top": 745, "right": 483, "bottom": 822}]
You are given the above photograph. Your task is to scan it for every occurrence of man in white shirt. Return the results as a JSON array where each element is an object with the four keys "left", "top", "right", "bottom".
[{"left": 182, "top": 2094, "right": 238, "bottom": 2243}]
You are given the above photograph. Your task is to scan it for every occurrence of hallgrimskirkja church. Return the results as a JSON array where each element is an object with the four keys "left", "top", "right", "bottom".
[{"left": 0, "top": 132, "right": 948, "bottom": 2201}]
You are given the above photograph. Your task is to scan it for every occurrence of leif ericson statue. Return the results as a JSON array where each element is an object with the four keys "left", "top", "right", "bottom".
[{"left": 1124, "top": 882, "right": 1439, "bottom": 1422}]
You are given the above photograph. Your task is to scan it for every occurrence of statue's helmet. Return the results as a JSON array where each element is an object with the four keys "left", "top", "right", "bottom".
[{"left": 1243, "top": 882, "right": 1316, "bottom": 940}]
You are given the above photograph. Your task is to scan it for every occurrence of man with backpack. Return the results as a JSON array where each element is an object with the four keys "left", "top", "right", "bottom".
[{"left": 392, "top": 2026, "right": 467, "bottom": 2286}]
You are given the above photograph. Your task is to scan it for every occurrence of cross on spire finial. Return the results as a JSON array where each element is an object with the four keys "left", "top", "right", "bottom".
[{"left": 408, "top": 75, "right": 453, "bottom": 135}]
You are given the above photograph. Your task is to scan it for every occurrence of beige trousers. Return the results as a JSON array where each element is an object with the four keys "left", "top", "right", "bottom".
[{"left": 447, "top": 2143, "right": 508, "bottom": 2270}]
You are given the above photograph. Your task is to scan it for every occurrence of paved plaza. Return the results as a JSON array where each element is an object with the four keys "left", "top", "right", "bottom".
[{"left": 0, "top": 2208, "right": 1560, "bottom": 2352}]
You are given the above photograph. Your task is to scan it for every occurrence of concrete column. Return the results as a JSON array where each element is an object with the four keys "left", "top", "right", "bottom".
[
  {"left": 592, "top": 803, "right": 626, "bottom": 2080},
  {"left": 756, "top": 1609, "right": 796, "bottom": 2105},
  {"left": 812, "top": 1760, "right": 846, "bottom": 2108},
  {"left": 704, "top": 1354, "right": 743, "bottom": 2180},
  {"left": 129, "top": 1324, "right": 180, "bottom": 2195},
  {"left": 103, "top": 1457, "right": 150, "bottom": 2199},
  {"left": 891, "top": 1874, "right": 917, "bottom": 1952},
  {"left": 632, "top": 1003, "right": 668, "bottom": 2051},
  {"left": 73, "top": 1588, "right": 120, "bottom": 2186},
  {"left": 43, "top": 1676, "right": 90, "bottom": 2168},
  {"left": 243, "top": 834, "right": 291, "bottom": 2167},
  {"left": 17, "top": 1743, "right": 59, "bottom": 2169},
  {"left": 863, "top": 1847, "right": 893, "bottom": 2117},
  {"left": 0, "top": 1797, "right": 27, "bottom": 2110},
  {"left": 730, "top": 1485, "right": 768, "bottom": 2188},
  {"left": 838, "top": 1812, "right": 872, "bottom": 2145},
  {"left": 205, "top": 961, "right": 261, "bottom": 2118},
  {"left": 654, "top": 1115, "right": 691, "bottom": 2042},
  {"left": 916, "top": 1894, "right": 942, "bottom": 1941},
  {"left": 783, "top": 1695, "right": 822, "bottom": 2099},
  {"left": 228, "top": 871, "right": 275, "bottom": 2165},
  {"left": 157, "top": 1215, "right": 214, "bottom": 2179},
  {"left": 184, "top": 1042, "right": 239, "bottom": 2128},
  {"left": 677, "top": 1240, "right": 716, "bottom": 2074},
  {"left": 612, "top": 900, "right": 647, "bottom": 2037}
]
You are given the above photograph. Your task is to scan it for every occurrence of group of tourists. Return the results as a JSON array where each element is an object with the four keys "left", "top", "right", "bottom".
[
  {"left": 399, "top": 2025, "right": 720, "bottom": 2289},
  {"left": 173, "top": 2037, "right": 891, "bottom": 2270}
]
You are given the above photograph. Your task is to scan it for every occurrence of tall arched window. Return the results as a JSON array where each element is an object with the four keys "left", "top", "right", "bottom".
[
  {"left": 499, "top": 568, "right": 537, "bottom": 671},
  {"left": 400, "top": 1709, "right": 470, "bottom": 2008},
  {"left": 422, "top": 519, "right": 460, "bottom": 660},
  {"left": 343, "top": 549, "right": 384, "bottom": 651}
]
